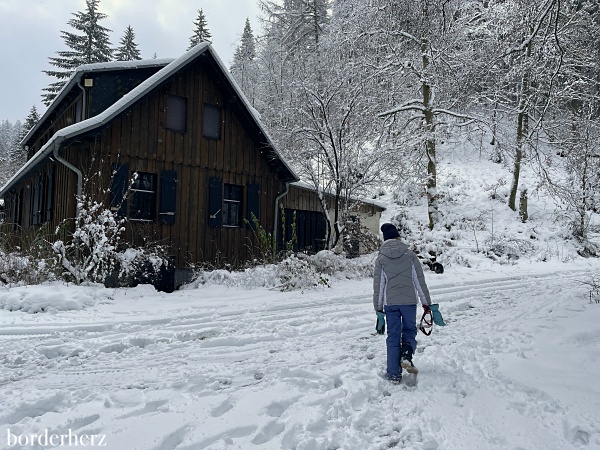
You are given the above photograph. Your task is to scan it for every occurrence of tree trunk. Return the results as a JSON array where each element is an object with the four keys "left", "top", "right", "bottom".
[
  {"left": 519, "top": 188, "right": 528, "bottom": 223},
  {"left": 508, "top": 41, "right": 532, "bottom": 211},
  {"left": 421, "top": 31, "right": 438, "bottom": 230}
]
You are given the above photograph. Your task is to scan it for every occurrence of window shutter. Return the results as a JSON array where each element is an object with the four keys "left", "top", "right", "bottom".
[
  {"left": 160, "top": 170, "right": 177, "bottom": 224},
  {"left": 45, "top": 167, "right": 54, "bottom": 222},
  {"left": 110, "top": 163, "right": 129, "bottom": 218},
  {"left": 246, "top": 183, "right": 260, "bottom": 229},
  {"left": 208, "top": 177, "right": 222, "bottom": 227}
]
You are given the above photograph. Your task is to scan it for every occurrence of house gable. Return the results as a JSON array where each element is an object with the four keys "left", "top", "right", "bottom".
[
  {"left": 23, "top": 60, "right": 172, "bottom": 160},
  {"left": 0, "top": 44, "right": 300, "bottom": 277}
]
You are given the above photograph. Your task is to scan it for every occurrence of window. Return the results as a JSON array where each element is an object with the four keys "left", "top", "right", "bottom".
[
  {"left": 130, "top": 172, "right": 157, "bottom": 221},
  {"left": 167, "top": 94, "right": 187, "bottom": 132},
  {"left": 203, "top": 103, "right": 221, "bottom": 139},
  {"left": 223, "top": 184, "right": 242, "bottom": 227}
]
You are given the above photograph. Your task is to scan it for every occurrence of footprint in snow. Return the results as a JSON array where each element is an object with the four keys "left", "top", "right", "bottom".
[
  {"left": 211, "top": 398, "right": 234, "bottom": 417},
  {"left": 251, "top": 420, "right": 286, "bottom": 445}
]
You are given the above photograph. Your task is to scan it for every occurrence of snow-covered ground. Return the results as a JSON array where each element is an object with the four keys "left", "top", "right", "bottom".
[{"left": 1, "top": 256, "right": 599, "bottom": 450}]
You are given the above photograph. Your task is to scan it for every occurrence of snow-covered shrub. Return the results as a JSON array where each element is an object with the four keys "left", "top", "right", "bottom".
[
  {"left": 276, "top": 254, "right": 330, "bottom": 291},
  {"left": 52, "top": 194, "right": 169, "bottom": 285},
  {"left": 0, "top": 226, "right": 57, "bottom": 286},
  {"left": 187, "top": 251, "right": 375, "bottom": 292},
  {"left": 342, "top": 220, "right": 380, "bottom": 257},
  {"left": 484, "top": 232, "right": 535, "bottom": 260}
]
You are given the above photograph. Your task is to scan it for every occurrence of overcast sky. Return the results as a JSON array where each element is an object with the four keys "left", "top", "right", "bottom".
[{"left": 0, "top": 0, "right": 264, "bottom": 123}]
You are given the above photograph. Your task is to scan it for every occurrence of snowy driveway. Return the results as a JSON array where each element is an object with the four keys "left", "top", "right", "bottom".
[{"left": 1, "top": 262, "right": 599, "bottom": 449}]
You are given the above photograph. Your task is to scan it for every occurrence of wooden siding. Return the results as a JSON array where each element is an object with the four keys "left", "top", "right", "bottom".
[
  {"left": 10, "top": 57, "right": 287, "bottom": 269},
  {"left": 283, "top": 184, "right": 385, "bottom": 216},
  {"left": 27, "top": 95, "right": 83, "bottom": 160}
]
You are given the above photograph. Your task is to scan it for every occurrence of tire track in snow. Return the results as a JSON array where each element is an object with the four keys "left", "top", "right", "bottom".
[{"left": 1, "top": 268, "right": 597, "bottom": 449}]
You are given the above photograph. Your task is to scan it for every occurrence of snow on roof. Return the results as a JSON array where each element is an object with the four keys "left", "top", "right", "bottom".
[
  {"left": 290, "top": 181, "right": 387, "bottom": 210},
  {"left": 1, "top": 43, "right": 298, "bottom": 197},
  {"left": 22, "top": 58, "right": 174, "bottom": 147}
]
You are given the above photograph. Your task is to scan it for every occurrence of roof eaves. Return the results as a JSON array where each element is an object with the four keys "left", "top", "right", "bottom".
[{"left": 290, "top": 181, "right": 387, "bottom": 210}]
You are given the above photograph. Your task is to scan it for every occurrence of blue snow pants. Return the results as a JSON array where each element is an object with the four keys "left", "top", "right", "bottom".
[{"left": 384, "top": 304, "right": 417, "bottom": 379}]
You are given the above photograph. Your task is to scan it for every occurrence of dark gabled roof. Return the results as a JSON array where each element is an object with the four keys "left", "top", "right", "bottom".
[
  {"left": 22, "top": 58, "right": 174, "bottom": 148},
  {"left": 1, "top": 43, "right": 298, "bottom": 197}
]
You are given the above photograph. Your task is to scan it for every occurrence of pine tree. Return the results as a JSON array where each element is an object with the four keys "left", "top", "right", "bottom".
[
  {"left": 230, "top": 19, "right": 258, "bottom": 104},
  {"left": 187, "top": 9, "right": 212, "bottom": 50},
  {"left": 21, "top": 105, "right": 40, "bottom": 140},
  {"left": 114, "top": 25, "right": 142, "bottom": 61},
  {"left": 42, "top": 0, "right": 113, "bottom": 106},
  {"left": 9, "top": 120, "right": 24, "bottom": 177}
]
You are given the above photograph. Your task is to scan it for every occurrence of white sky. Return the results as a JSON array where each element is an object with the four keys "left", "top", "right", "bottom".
[{"left": 0, "top": 0, "right": 264, "bottom": 123}]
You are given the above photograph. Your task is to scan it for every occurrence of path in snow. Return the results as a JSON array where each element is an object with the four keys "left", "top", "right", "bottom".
[{"left": 0, "top": 267, "right": 599, "bottom": 449}]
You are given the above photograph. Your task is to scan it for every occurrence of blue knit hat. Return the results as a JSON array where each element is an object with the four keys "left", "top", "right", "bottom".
[{"left": 381, "top": 223, "right": 400, "bottom": 241}]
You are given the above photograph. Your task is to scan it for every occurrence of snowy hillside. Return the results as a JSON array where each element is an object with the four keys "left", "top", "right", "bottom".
[{"left": 1, "top": 147, "right": 600, "bottom": 450}]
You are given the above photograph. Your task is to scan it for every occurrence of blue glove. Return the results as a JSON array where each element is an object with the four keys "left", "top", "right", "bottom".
[
  {"left": 430, "top": 304, "right": 446, "bottom": 326},
  {"left": 376, "top": 311, "right": 386, "bottom": 334}
]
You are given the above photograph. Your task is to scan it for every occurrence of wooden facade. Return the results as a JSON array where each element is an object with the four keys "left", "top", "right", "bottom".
[
  {"left": 0, "top": 44, "right": 384, "bottom": 290},
  {"left": 0, "top": 45, "right": 297, "bottom": 289},
  {"left": 281, "top": 183, "right": 386, "bottom": 254}
]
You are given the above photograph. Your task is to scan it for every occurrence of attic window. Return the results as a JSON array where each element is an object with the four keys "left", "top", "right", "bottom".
[
  {"left": 203, "top": 103, "right": 221, "bottom": 140},
  {"left": 167, "top": 94, "right": 187, "bottom": 132}
]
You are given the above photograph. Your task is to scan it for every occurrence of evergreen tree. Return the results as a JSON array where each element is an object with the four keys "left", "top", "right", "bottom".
[
  {"left": 0, "top": 120, "right": 23, "bottom": 186},
  {"left": 0, "top": 120, "right": 11, "bottom": 184},
  {"left": 114, "top": 25, "right": 142, "bottom": 61},
  {"left": 20, "top": 105, "right": 40, "bottom": 140},
  {"left": 8, "top": 120, "right": 24, "bottom": 177},
  {"left": 188, "top": 9, "right": 212, "bottom": 50},
  {"left": 230, "top": 19, "right": 258, "bottom": 105},
  {"left": 42, "top": 0, "right": 113, "bottom": 106}
]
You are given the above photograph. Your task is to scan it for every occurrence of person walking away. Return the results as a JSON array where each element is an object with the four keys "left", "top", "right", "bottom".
[{"left": 373, "top": 223, "right": 433, "bottom": 384}]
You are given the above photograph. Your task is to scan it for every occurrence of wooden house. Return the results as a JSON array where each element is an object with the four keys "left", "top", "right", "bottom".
[{"left": 0, "top": 43, "right": 384, "bottom": 290}]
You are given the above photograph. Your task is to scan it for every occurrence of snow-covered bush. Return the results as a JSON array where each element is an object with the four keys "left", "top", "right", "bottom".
[
  {"left": 342, "top": 220, "right": 380, "bottom": 257},
  {"left": 52, "top": 194, "right": 169, "bottom": 285},
  {"left": 0, "top": 226, "right": 57, "bottom": 286},
  {"left": 276, "top": 254, "right": 330, "bottom": 291},
  {"left": 187, "top": 251, "right": 376, "bottom": 292}
]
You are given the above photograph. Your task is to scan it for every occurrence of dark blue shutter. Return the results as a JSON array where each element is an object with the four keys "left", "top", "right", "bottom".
[
  {"left": 160, "top": 170, "right": 177, "bottom": 224},
  {"left": 110, "top": 163, "right": 128, "bottom": 218},
  {"left": 45, "top": 167, "right": 54, "bottom": 222},
  {"left": 246, "top": 183, "right": 260, "bottom": 229},
  {"left": 208, "top": 177, "right": 222, "bottom": 227}
]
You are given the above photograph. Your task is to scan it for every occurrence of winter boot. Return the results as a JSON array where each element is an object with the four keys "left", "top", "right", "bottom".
[
  {"left": 400, "top": 343, "right": 418, "bottom": 374},
  {"left": 388, "top": 375, "right": 402, "bottom": 385}
]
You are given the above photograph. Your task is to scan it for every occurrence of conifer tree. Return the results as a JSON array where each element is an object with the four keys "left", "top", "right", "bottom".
[
  {"left": 115, "top": 25, "right": 142, "bottom": 61},
  {"left": 42, "top": 0, "right": 113, "bottom": 106},
  {"left": 21, "top": 105, "right": 40, "bottom": 140},
  {"left": 230, "top": 19, "right": 258, "bottom": 105},
  {"left": 188, "top": 9, "right": 212, "bottom": 50}
]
